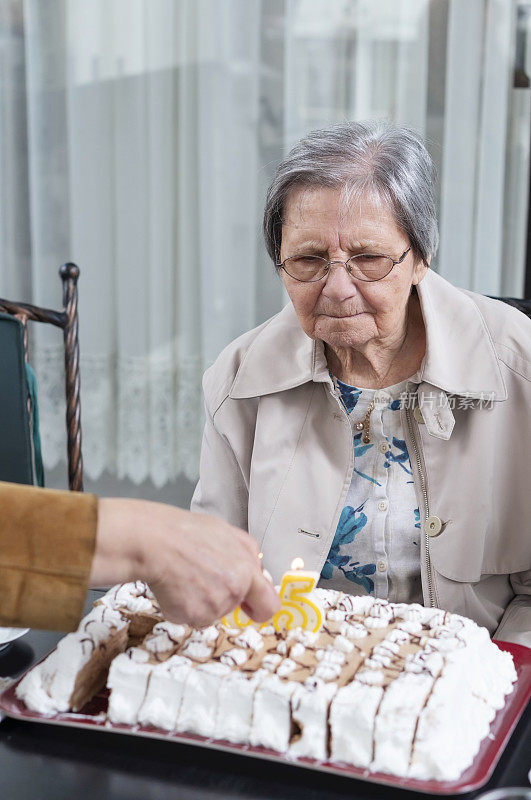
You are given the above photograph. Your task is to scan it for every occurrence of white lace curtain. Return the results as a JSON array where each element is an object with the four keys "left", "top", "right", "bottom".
[{"left": 0, "top": 0, "right": 526, "bottom": 487}]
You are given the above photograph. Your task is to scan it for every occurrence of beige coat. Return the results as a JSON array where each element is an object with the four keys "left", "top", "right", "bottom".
[{"left": 191, "top": 270, "right": 531, "bottom": 646}]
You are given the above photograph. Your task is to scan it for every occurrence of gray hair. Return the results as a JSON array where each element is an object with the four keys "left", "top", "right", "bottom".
[{"left": 263, "top": 120, "right": 439, "bottom": 267}]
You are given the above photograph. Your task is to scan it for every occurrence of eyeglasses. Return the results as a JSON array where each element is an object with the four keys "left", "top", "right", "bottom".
[{"left": 276, "top": 246, "right": 411, "bottom": 283}]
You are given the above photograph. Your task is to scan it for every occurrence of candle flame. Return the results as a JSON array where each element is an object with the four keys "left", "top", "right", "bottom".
[{"left": 291, "top": 557, "right": 305, "bottom": 570}]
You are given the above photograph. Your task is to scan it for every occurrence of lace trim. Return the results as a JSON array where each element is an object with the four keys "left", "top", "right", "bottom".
[{"left": 33, "top": 344, "right": 204, "bottom": 487}]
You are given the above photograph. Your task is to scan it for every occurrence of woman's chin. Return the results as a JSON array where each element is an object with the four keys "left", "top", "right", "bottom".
[{"left": 316, "top": 320, "right": 373, "bottom": 350}]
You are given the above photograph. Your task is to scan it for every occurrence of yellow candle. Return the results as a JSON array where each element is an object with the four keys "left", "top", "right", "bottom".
[
  {"left": 271, "top": 558, "right": 323, "bottom": 633},
  {"left": 221, "top": 605, "right": 257, "bottom": 629},
  {"left": 221, "top": 558, "right": 323, "bottom": 633}
]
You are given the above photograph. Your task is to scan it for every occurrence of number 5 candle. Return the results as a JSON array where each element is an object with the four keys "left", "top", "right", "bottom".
[{"left": 222, "top": 557, "right": 323, "bottom": 633}]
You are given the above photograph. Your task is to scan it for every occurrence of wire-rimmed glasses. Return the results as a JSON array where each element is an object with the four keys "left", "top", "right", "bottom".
[{"left": 276, "top": 246, "right": 411, "bottom": 283}]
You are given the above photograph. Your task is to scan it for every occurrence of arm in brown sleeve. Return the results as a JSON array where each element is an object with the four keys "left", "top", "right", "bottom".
[{"left": 0, "top": 481, "right": 98, "bottom": 632}]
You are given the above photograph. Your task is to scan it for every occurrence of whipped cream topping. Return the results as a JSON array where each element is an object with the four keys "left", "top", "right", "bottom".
[
  {"left": 144, "top": 621, "right": 189, "bottom": 654},
  {"left": 316, "top": 647, "right": 345, "bottom": 665},
  {"left": 262, "top": 653, "right": 282, "bottom": 672},
  {"left": 289, "top": 642, "right": 306, "bottom": 659},
  {"left": 363, "top": 616, "right": 389, "bottom": 629},
  {"left": 404, "top": 651, "right": 443, "bottom": 677},
  {"left": 355, "top": 668, "right": 385, "bottom": 686},
  {"left": 421, "top": 634, "right": 462, "bottom": 653},
  {"left": 394, "top": 603, "right": 425, "bottom": 623},
  {"left": 276, "top": 658, "right": 297, "bottom": 677},
  {"left": 340, "top": 621, "right": 368, "bottom": 639},
  {"left": 396, "top": 620, "right": 423, "bottom": 635},
  {"left": 387, "top": 628, "right": 410, "bottom": 645},
  {"left": 314, "top": 662, "right": 342, "bottom": 681},
  {"left": 180, "top": 640, "right": 213, "bottom": 661},
  {"left": 234, "top": 627, "right": 264, "bottom": 651},
  {"left": 365, "top": 655, "right": 391, "bottom": 669},
  {"left": 101, "top": 581, "right": 159, "bottom": 615},
  {"left": 374, "top": 640, "right": 400, "bottom": 656},
  {"left": 337, "top": 594, "right": 375, "bottom": 615},
  {"left": 314, "top": 588, "right": 340, "bottom": 609},
  {"left": 196, "top": 626, "right": 219, "bottom": 644},
  {"left": 145, "top": 634, "right": 177, "bottom": 654},
  {"left": 16, "top": 604, "right": 128, "bottom": 714},
  {"left": 286, "top": 628, "right": 319, "bottom": 647},
  {"left": 368, "top": 603, "right": 394, "bottom": 622},
  {"left": 151, "top": 621, "right": 188, "bottom": 640},
  {"left": 326, "top": 609, "right": 345, "bottom": 622},
  {"left": 126, "top": 647, "right": 150, "bottom": 663},
  {"left": 221, "top": 648, "right": 248, "bottom": 667},
  {"left": 334, "top": 635, "right": 355, "bottom": 653}
]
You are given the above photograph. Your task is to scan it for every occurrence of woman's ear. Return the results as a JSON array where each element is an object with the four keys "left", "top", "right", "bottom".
[{"left": 412, "top": 256, "right": 430, "bottom": 286}]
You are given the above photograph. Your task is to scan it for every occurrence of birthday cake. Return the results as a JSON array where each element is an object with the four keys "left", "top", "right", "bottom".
[{"left": 16, "top": 582, "right": 517, "bottom": 781}]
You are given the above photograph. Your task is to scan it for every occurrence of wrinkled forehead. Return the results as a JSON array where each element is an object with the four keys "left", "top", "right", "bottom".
[{"left": 281, "top": 184, "right": 402, "bottom": 244}]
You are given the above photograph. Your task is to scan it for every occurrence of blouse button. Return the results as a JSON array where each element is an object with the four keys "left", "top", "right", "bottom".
[
  {"left": 425, "top": 516, "right": 443, "bottom": 536},
  {"left": 377, "top": 560, "right": 387, "bottom": 572},
  {"left": 379, "top": 442, "right": 390, "bottom": 454},
  {"left": 378, "top": 500, "right": 388, "bottom": 512}
]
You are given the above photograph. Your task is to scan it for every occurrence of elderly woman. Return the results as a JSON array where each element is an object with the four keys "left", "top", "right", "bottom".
[{"left": 191, "top": 121, "right": 531, "bottom": 646}]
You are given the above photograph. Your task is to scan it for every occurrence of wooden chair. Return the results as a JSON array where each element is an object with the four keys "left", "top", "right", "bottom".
[{"left": 0, "top": 263, "right": 83, "bottom": 491}]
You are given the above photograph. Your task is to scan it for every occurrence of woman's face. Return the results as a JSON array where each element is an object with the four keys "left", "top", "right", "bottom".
[{"left": 279, "top": 186, "right": 428, "bottom": 350}]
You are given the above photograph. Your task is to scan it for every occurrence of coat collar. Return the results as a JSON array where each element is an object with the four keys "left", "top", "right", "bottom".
[{"left": 230, "top": 269, "right": 507, "bottom": 401}]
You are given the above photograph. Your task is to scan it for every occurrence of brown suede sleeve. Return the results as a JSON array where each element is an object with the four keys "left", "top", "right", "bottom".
[{"left": 0, "top": 481, "right": 98, "bottom": 632}]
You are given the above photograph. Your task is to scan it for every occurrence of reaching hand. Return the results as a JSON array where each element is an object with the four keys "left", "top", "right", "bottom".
[{"left": 91, "top": 498, "right": 280, "bottom": 627}]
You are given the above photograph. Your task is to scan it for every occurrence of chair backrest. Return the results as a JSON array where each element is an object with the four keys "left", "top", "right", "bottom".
[
  {"left": 0, "top": 263, "right": 84, "bottom": 491},
  {"left": 0, "top": 313, "right": 34, "bottom": 485}
]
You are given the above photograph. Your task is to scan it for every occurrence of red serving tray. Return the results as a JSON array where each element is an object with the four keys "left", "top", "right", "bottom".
[{"left": 1, "top": 639, "right": 529, "bottom": 795}]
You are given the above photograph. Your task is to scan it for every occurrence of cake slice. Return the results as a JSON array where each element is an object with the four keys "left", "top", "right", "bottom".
[
  {"left": 137, "top": 654, "right": 193, "bottom": 730},
  {"left": 409, "top": 624, "right": 517, "bottom": 780},
  {"left": 329, "top": 676, "right": 384, "bottom": 767},
  {"left": 179, "top": 625, "right": 221, "bottom": 663},
  {"left": 371, "top": 670, "right": 437, "bottom": 776},
  {"left": 96, "top": 582, "right": 163, "bottom": 645},
  {"left": 177, "top": 661, "right": 231, "bottom": 737},
  {"left": 289, "top": 678, "right": 338, "bottom": 760},
  {"left": 16, "top": 605, "right": 128, "bottom": 713},
  {"left": 214, "top": 668, "right": 268, "bottom": 744},
  {"left": 142, "top": 621, "right": 191, "bottom": 661},
  {"left": 106, "top": 647, "right": 154, "bottom": 725},
  {"left": 249, "top": 674, "right": 298, "bottom": 752}
]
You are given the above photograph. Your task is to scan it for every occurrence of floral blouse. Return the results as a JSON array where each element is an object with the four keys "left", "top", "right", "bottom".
[{"left": 318, "top": 375, "right": 423, "bottom": 604}]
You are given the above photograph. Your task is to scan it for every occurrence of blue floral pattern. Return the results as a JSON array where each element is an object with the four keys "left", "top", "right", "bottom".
[
  {"left": 321, "top": 503, "right": 377, "bottom": 593},
  {"left": 383, "top": 437, "right": 412, "bottom": 475},
  {"left": 320, "top": 375, "right": 422, "bottom": 602},
  {"left": 353, "top": 432, "right": 381, "bottom": 486},
  {"left": 339, "top": 386, "right": 362, "bottom": 412}
]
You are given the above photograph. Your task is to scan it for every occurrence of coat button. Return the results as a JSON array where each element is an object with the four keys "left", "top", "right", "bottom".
[
  {"left": 425, "top": 516, "right": 443, "bottom": 536},
  {"left": 414, "top": 406, "right": 425, "bottom": 423}
]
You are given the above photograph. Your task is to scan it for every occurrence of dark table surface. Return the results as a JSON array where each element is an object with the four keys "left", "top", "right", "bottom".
[{"left": 1, "top": 591, "right": 530, "bottom": 800}]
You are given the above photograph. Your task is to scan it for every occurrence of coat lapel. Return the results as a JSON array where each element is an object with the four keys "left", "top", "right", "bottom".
[{"left": 230, "top": 269, "right": 507, "bottom": 405}]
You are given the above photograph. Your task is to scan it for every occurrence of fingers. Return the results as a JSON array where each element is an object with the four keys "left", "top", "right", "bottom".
[
  {"left": 129, "top": 505, "right": 280, "bottom": 628},
  {"left": 241, "top": 570, "right": 281, "bottom": 622},
  {"left": 228, "top": 524, "right": 261, "bottom": 558}
]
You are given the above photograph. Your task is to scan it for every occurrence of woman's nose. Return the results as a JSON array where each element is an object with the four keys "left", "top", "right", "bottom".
[{"left": 321, "top": 261, "right": 360, "bottom": 302}]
